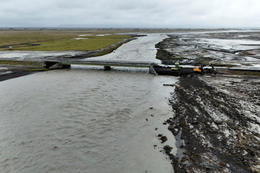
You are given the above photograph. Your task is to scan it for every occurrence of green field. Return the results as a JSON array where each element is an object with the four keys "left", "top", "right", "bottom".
[{"left": 0, "top": 30, "right": 131, "bottom": 51}]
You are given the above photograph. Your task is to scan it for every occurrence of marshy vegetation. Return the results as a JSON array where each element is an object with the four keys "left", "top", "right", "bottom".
[{"left": 0, "top": 30, "right": 131, "bottom": 51}]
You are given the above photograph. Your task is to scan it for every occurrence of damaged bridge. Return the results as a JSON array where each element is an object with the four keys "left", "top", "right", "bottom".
[{"left": 1, "top": 58, "right": 158, "bottom": 75}]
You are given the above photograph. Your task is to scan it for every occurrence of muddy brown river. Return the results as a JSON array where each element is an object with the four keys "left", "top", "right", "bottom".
[{"left": 0, "top": 34, "right": 177, "bottom": 173}]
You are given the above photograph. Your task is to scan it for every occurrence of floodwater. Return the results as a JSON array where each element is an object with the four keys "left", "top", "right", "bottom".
[
  {"left": 87, "top": 34, "right": 167, "bottom": 63},
  {"left": 198, "top": 38, "right": 260, "bottom": 51},
  {"left": 166, "top": 30, "right": 260, "bottom": 66},
  {"left": 0, "top": 34, "right": 177, "bottom": 173},
  {"left": 0, "top": 51, "right": 85, "bottom": 60}
]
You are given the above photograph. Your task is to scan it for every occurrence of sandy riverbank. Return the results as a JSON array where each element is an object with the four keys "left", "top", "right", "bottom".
[
  {"left": 164, "top": 74, "right": 260, "bottom": 173},
  {"left": 155, "top": 30, "right": 260, "bottom": 67},
  {"left": 154, "top": 30, "right": 260, "bottom": 172}
]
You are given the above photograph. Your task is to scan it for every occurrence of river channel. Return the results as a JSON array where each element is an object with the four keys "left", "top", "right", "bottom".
[{"left": 0, "top": 34, "right": 177, "bottom": 173}]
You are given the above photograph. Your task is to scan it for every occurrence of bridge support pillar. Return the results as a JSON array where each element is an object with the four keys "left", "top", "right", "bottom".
[
  {"left": 104, "top": 66, "right": 111, "bottom": 71},
  {"left": 149, "top": 65, "right": 158, "bottom": 75},
  {"left": 44, "top": 61, "right": 71, "bottom": 69}
]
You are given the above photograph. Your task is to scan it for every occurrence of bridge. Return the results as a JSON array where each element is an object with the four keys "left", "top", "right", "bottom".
[
  {"left": 1, "top": 58, "right": 259, "bottom": 76},
  {"left": 0, "top": 58, "right": 158, "bottom": 75}
]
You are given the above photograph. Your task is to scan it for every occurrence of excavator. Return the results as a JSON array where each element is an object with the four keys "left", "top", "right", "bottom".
[{"left": 153, "top": 63, "right": 216, "bottom": 76}]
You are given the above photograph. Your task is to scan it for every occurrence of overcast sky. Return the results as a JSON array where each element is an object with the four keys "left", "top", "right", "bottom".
[{"left": 1, "top": 0, "right": 260, "bottom": 28}]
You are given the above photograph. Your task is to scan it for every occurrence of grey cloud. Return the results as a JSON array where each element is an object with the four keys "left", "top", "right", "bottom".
[{"left": 0, "top": 0, "right": 260, "bottom": 28}]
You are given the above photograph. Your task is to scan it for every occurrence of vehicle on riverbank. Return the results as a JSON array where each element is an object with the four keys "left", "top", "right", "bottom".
[{"left": 153, "top": 64, "right": 216, "bottom": 76}]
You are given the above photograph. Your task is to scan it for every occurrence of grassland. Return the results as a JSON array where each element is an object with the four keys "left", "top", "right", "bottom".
[
  {"left": 0, "top": 30, "right": 131, "bottom": 51},
  {"left": 0, "top": 59, "right": 41, "bottom": 66}
]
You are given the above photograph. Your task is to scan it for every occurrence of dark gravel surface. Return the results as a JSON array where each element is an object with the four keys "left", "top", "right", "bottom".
[
  {"left": 0, "top": 70, "right": 33, "bottom": 82},
  {"left": 165, "top": 75, "right": 260, "bottom": 173}
]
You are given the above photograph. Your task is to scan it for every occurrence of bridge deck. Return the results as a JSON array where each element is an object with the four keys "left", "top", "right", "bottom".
[
  {"left": 0, "top": 58, "right": 155, "bottom": 68},
  {"left": 61, "top": 59, "right": 154, "bottom": 67}
]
